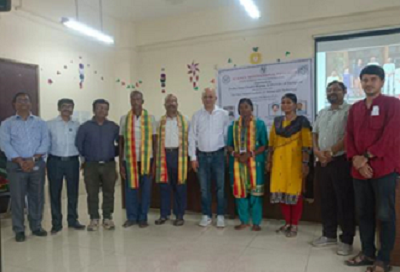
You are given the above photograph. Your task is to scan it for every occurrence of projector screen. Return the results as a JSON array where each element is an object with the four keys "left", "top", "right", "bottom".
[{"left": 315, "top": 28, "right": 400, "bottom": 112}]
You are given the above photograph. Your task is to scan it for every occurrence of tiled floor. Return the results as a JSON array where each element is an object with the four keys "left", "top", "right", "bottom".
[{"left": 1, "top": 185, "right": 399, "bottom": 272}]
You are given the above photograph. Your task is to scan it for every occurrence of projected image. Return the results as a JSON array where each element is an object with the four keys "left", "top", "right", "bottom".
[{"left": 316, "top": 30, "right": 400, "bottom": 111}]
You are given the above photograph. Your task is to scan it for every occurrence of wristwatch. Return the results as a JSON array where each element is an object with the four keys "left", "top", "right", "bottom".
[{"left": 363, "top": 152, "right": 371, "bottom": 160}]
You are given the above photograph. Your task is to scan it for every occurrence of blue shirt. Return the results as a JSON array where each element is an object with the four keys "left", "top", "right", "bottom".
[
  {"left": 47, "top": 116, "right": 80, "bottom": 157},
  {"left": 75, "top": 119, "right": 119, "bottom": 162},
  {"left": 0, "top": 114, "right": 49, "bottom": 161}
]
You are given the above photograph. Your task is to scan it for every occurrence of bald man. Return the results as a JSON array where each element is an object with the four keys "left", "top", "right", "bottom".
[
  {"left": 189, "top": 88, "right": 230, "bottom": 228},
  {"left": 154, "top": 94, "right": 189, "bottom": 226}
]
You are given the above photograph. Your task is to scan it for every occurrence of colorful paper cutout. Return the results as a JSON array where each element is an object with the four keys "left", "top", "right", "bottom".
[
  {"left": 160, "top": 68, "right": 166, "bottom": 93},
  {"left": 228, "top": 58, "right": 232, "bottom": 63},
  {"left": 64, "top": 65, "right": 68, "bottom": 69},
  {"left": 250, "top": 47, "right": 262, "bottom": 64},
  {"left": 48, "top": 79, "right": 53, "bottom": 84},
  {"left": 79, "top": 63, "right": 85, "bottom": 89},
  {"left": 187, "top": 61, "right": 200, "bottom": 91},
  {"left": 57, "top": 71, "right": 61, "bottom": 75},
  {"left": 286, "top": 51, "right": 291, "bottom": 57}
]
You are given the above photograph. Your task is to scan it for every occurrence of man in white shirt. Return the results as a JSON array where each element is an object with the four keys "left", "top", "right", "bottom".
[
  {"left": 383, "top": 58, "right": 396, "bottom": 95},
  {"left": 154, "top": 94, "right": 189, "bottom": 226},
  {"left": 119, "top": 91, "right": 157, "bottom": 228},
  {"left": 47, "top": 99, "right": 85, "bottom": 234},
  {"left": 189, "top": 88, "right": 230, "bottom": 228}
]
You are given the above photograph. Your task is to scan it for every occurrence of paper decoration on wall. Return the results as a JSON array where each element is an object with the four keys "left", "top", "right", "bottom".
[
  {"left": 250, "top": 47, "right": 262, "bottom": 64},
  {"left": 63, "top": 65, "right": 68, "bottom": 69},
  {"left": 79, "top": 63, "right": 85, "bottom": 89},
  {"left": 79, "top": 56, "right": 82, "bottom": 59},
  {"left": 210, "top": 79, "right": 216, "bottom": 84},
  {"left": 116, "top": 79, "right": 121, "bottom": 83},
  {"left": 94, "top": 71, "right": 97, "bottom": 74},
  {"left": 121, "top": 81, "right": 126, "bottom": 86},
  {"left": 101, "top": 76, "right": 104, "bottom": 81},
  {"left": 87, "top": 64, "right": 91, "bottom": 68},
  {"left": 48, "top": 79, "right": 53, "bottom": 84},
  {"left": 187, "top": 61, "right": 200, "bottom": 91},
  {"left": 228, "top": 58, "right": 232, "bottom": 63},
  {"left": 139, "top": 80, "right": 143, "bottom": 84},
  {"left": 286, "top": 51, "right": 291, "bottom": 57},
  {"left": 277, "top": 59, "right": 281, "bottom": 63},
  {"left": 160, "top": 68, "right": 166, "bottom": 93},
  {"left": 57, "top": 71, "right": 61, "bottom": 75}
]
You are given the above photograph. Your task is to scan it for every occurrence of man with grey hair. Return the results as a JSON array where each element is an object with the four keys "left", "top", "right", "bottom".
[
  {"left": 119, "top": 90, "right": 157, "bottom": 228},
  {"left": 154, "top": 94, "right": 189, "bottom": 226},
  {"left": 189, "top": 88, "right": 230, "bottom": 228}
]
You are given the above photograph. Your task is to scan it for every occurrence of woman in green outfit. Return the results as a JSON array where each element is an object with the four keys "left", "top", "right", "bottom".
[{"left": 227, "top": 98, "right": 268, "bottom": 231}]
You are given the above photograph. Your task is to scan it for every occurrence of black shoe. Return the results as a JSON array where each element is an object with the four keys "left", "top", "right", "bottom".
[
  {"left": 32, "top": 228, "right": 48, "bottom": 237},
  {"left": 51, "top": 226, "right": 62, "bottom": 235},
  {"left": 139, "top": 222, "right": 149, "bottom": 228},
  {"left": 123, "top": 220, "right": 137, "bottom": 228},
  {"left": 15, "top": 232, "right": 26, "bottom": 242},
  {"left": 173, "top": 219, "right": 184, "bottom": 226},
  {"left": 68, "top": 222, "right": 86, "bottom": 230},
  {"left": 155, "top": 217, "right": 168, "bottom": 225}
]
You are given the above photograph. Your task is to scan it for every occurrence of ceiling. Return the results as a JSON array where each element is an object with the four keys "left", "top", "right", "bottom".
[
  {"left": 18, "top": 0, "right": 237, "bottom": 23},
  {"left": 102, "top": 0, "right": 235, "bottom": 22}
]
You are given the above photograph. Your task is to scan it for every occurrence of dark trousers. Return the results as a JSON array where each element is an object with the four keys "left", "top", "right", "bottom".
[
  {"left": 7, "top": 161, "right": 45, "bottom": 233},
  {"left": 159, "top": 150, "right": 187, "bottom": 220},
  {"left": 354, "top": 172, "right": 397, "bottom": 265},
  {"left": 47, "top": 156, "right": 80, "bottom": 228},
  {"left": 315, "top": 156, "right": 356, "bottom": 245},
  {"left": 125, "top": 161, "right": 153, "bottom": 223},
  {"left": 83, "top": 161, "right": 117, "bottom": 220}
]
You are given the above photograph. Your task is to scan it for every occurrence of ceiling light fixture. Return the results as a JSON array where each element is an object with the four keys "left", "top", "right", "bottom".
[
  {"left": 61, "top": 17, "right": 114, "bottom": 44},
  {"left": 240, "top": 0, "right": 260, "bottom": 19},
  {"left": 61, "top": 0, "right": 114, "bottom": 45}
]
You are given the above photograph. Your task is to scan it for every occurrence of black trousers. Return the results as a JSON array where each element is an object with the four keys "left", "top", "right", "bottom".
[
  {"left": 315, "top": 156, "right": 356, "bottom": 245},
  {"left": 47, "top": 156, "right": 80, "bottom": 228},
  {"left": 354, "top": 173, "right": 397, "bottom": 265}
]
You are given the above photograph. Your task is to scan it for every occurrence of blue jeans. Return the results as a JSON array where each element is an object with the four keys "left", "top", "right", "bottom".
[
  {"left": 353, "top": 173, "right": 397, "bottom": 265},
  {"left": 159, "top": 150, "right": 187, "bottom": 219},
  {"left": 197, "top": 149, "right": 225, "bottom": 217},
  {"left": 124, "top": 161, "right": 152, "bottom": 223}
]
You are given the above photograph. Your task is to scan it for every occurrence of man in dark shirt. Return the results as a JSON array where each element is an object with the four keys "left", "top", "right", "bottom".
[
  {"left": 75, "top": 99, "right": 119, "bottom": 231},
  {"left": 345, "top": 65, "right": 400, "bottom": 272}
]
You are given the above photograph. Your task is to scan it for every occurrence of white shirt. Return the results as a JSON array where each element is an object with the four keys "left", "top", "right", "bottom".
[
  {"left": 161, "top": 116, "right": 190, "bottom": 148},
  {"left": 119, "top": 113, "right": 157, "bottom": 161},
  {"left": 189, "top": 106, "right": 230, "bottom": 161},
  {"left": 47, "top": 116, "right": 80, "bottom": 157}
]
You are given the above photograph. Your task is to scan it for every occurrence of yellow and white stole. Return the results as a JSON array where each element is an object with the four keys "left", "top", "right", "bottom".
[
  {"left": 124, "top": 109, "right": 152, "bottom": 189},
  {"left": 156, "top": 112, "right": 188, "bottom": 184}
]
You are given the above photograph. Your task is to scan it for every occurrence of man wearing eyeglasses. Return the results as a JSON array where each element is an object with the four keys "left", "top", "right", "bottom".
[{"left": 0, "top": 93, "right": 50, "bottom": 242}]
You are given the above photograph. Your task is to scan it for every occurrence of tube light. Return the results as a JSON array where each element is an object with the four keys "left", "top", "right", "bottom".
[
  {"left": 61, "top": 17, "right": 114, "bottom": 45},
  {"left": 240, "top": 0, "right": 260, "bottom": 19}
]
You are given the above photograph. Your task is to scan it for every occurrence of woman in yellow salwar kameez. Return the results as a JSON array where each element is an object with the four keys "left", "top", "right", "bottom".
[{"left": 267, "top": 93, "right": 312, "bottom": 237}]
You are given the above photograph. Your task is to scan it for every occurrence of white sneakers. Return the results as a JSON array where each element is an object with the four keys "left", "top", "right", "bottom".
[
  {"left": 199, "top": 215, "right": 212, "bottom": 227},
  {"left": 216, "top": 215, "right": 225, "bottom": 228},
  {"left": 198, "top": 215, "right": 225, "bottom": 228}
]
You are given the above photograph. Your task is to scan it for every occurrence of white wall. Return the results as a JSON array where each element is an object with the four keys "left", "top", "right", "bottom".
[
  {"left": 0, "top": 7, "right": 136, "bottom": 123},
  {"left": 135, "top": 4, "right": 400, "bottom": 118}
]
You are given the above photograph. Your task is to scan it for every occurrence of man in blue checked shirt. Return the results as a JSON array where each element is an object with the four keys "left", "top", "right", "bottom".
[
  {"left": 47, "top": 98, "right": 85, "bottom": 234},
  {"left": 0, "top": 92, "right": 49, "bottom": 242}
]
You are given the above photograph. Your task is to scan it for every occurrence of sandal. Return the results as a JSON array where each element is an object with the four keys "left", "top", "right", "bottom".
[
  {"left": 365, "top": 261, "right": 392, "bottom": 272},
  {"left": 285, "top": 225, "right": 298, "bottom": 238},
  {"left": 234, "top": 224, "right": 250, "bottom": 230},
  {"left": 252, "top": 225, "right": 261, "bottom": 232},
  {"left": 276, "top": 224, "right": 290, "bottom": 234},
  {"left": 345, "top": 252, "right": 375, "bottom": 267}
]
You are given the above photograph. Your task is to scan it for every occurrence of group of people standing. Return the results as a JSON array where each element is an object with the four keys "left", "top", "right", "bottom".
[{"left": 0, "top": 64, "right": 399, "bottom": 272}]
